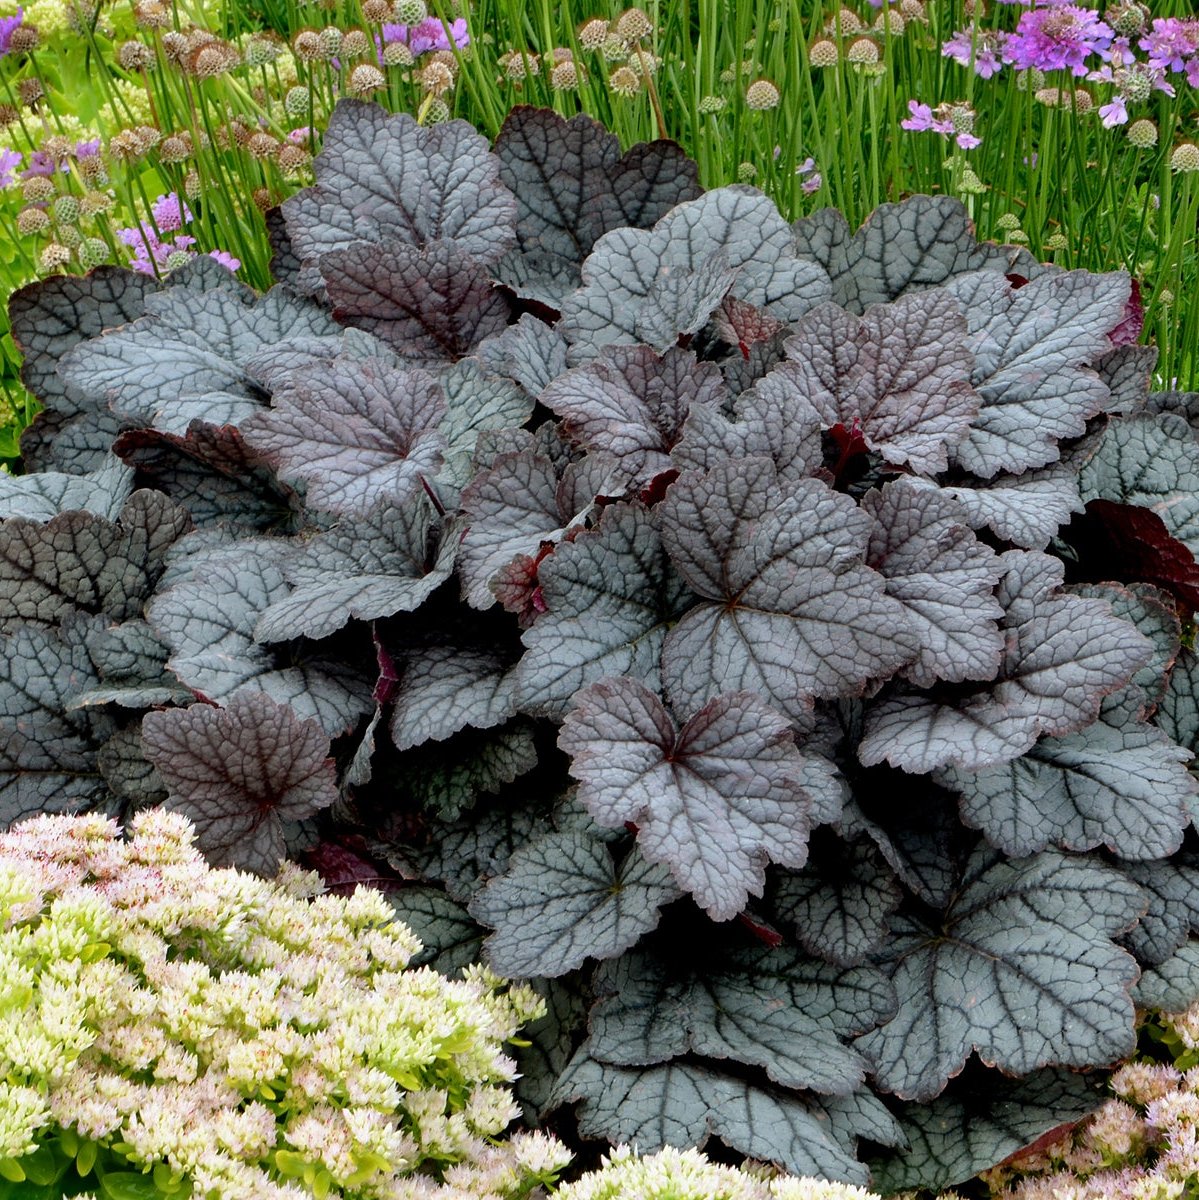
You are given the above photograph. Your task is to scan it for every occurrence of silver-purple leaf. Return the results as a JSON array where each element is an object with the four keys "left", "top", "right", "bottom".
[
  {"left": 254, "top": 499, "right": 455, "bottom": 642},
  {"left": 862, "top": 479, "right": 1004, "bottom": 688},
  {"left": 282, "top": 101, "right": 516, "bottom": 292},
  {"left": 242, "top": 355, "right": 447, "bottom": 517},
  {"left": 513, "top": 504, "right": 692, "bottom": 717},
  {"left": 540, "top": 346, "right": 725, "bottom": 483},
  {"left": 659, "top": 460, "right": 916, "bottom": 720},
  {"left": 559, "top": 677, "right": 829, "bottom": 921},
  {"left": 469, "top": 830, "right": 682, "bottom": 977},
  {"left": 561, "top": 187, "right": 831, "bottom": 358},
  {"left": 0, "top": 457, "right": 133, "bottom": 521},
  {"left": 141, "top": 691, "right": 338, "bottom": 875},
  {"left": 859, "top": 551, "right": 1152, "bottom": 773},
  {"left": 781, "top": 289, "right": 978, "bottom": 474},
  {"left": 947, "top": 270, "right": 1131, "bottom": 477},
  {"left": 857, "top": 848, "right": 1143, "bottom": 1102}
]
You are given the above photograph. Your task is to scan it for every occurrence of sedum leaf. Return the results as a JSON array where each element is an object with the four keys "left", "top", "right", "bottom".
[
  {"left": 558, "top": 677, "right": 832, "bottom": 921},
  {"left": 946, "top": 270, "right": 1130, "bottom": 477},
  {"left": 862, "top": 479, "right": 1004, "bottom": 688},
  {"left": 560, "top": 187, "right": 831, "bottom": 357},
  {"left": 513, "top": 503, "right": 692, "bottom": 716},
  {"left": 469, "top": 829, "right": 682, "bottom": 977},
  {"left": 141, "top": 692, "right": 338, "bottom": 875},
  {"left": 586, "top": 945, "right": 894, "bottom": 1095},
  {"left": 780, "top": 289, "right": 978, "bottom": 475},
  {"left": 659, "top": 460, "right": 915, "bottom": 720},
  {"left": 856, "top": 847, "right": 1143, "bottom": 1102},
  {"left": 242, "top": 355, "right": 447, "bottom": 517}
]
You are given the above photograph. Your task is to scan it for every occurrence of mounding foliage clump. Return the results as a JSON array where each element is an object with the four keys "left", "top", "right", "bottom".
[{"left": 6, "top": 98, "right": 1199, "bottom": 1193}]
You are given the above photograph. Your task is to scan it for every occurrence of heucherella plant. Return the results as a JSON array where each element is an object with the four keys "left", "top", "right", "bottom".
[
  {"left": 0, "top": 808, "right": 565, "bottom": 1200},
  {"left": 7, "top": 99, "right": 1199, "bottom": 1192}
]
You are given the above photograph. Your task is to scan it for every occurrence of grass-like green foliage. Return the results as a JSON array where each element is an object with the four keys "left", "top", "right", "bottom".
[
  {"left": 0, "top": 808, "right": 567, "bottom": 1199},
  {"left": 1, "top": 0, "right": 1199, "bottom": 456}
]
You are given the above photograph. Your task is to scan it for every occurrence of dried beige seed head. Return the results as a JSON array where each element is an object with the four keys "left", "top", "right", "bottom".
[
  {"left": 825, "top": 7, "right": 862, "bottom": 32},
  {"left": 1034, "top": 85, "right": 1070, "bottom": 108},
  {"left": 745, "top": 78, "right": 780, "bottom": 110},
  {"left": 318, "top": 26, "right": 342, "bottom": 56},
  {"left": 133, "top": 0, "right": 170, "bottom": 26},
  {"left": 608, "top": 65, "right": 640, "bottom": 96},
  {"left": 1126, "top": 118, "right": 1158, "bottom": 148},
  {"left": 80, "top": 190, "right": 114, "bottom": 216},
  {"left": 190, "top": 39, "right": 241, "bottom": 76},
  {"left": 293, "top": 30, "right": 322, "bottom": 61},
  {"left": 347, "top": 63, "right": 387, "bottom": 94},
  {"left": 161, "top": 31, "right": 188, "bottom": 62},
  {"left": 117, "top": 40, "right": 155, "bottom": 70},
  {"left": 17, "top": 207, "right": 51, "bottom": 235},
  {"left": 41, "top": 134, "right": 73, "bottom": 162},
  {"left": 362, "top": 0, "right": 390, "bottom": 20},
  {"left": 40, "top": 243, "right": 72, "bottom": 271},
  {"left": 615, "top": 7, "right": 653, "bottom": 42},
  {"left": 873, "top": 9, "right": 904, "bottom": 34},
  {"left": 420, "top": 60, "right": 454, "bottom": 94},
  {"left": 108, "top": 130, "right": 144, "bottom": 161},
  {"left": 383, "top": 41, "right": 414, "bottom": 66},
  {"left": 342, "top": 29, "right": 370, "bottom": 57},
  {"left": 0, "top": 104, "right": 17, "bottom": 128},
  {"left": 845, "top": 35, "right": 879, "bottom": 63},
  {"left": 498, "top": 49, "right": 535, "bottom": 79},
  {"left": 578, "top": 18, "right": 610, "bottom": 50},
  {"left": 158, "top": 135, "right": 190, "bottom": 164},
  {"left": 1071, "top": 88, "right": 1093, "bottom": 112},
  {"left": 808, "top": 37, "right": 839, "bottom": 66},
  {"left": 77, "top": 152, "right": 107, "bottom": 183},
  {"left": 251, "top": 185, "right": 273, "bottom": 211},
  {"left": 1171, "top": 142, "right": 1199, "bottom": 173},
  {"left": 427, "top": 49, "right": 459, "bottom": 75},
  {"left": 184, "top": 170, "right": 202, "bottom": 200},
  {"left": 550, "top": 59, "right": 580, "bottom": 90},
  {"left": 247, "top": 132, "right": 279, "bottom": 158},
  {"left": 133, "top": 125, "right": 161, "bottom": 153},
  {"left": 277, "top": 143, "right": 310, "bottom": 174},
  {"left": 899, "top": 0, "right": 927, "bottom": 21},
  {"left": 17, "top": 77, "right": 43, "bottom": 107},
  {"left": 8, "top": 24, "right": 40, "bottom": 51},
  {"left": 23, "top": 176, "right": 55, "bottom": 204}
]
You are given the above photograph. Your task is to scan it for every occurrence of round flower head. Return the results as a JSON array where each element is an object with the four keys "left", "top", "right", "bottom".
[
  {"left": 615, "top": 7, "right": 653, "bottom": 42},
  {"left": 8, "top": 22, "right": 39, "bottom": 51},
  {"left": 292, "top": 30, "right": 322, "bottom": 61},
  {"left": 383, "top": 40, "right": 415, "bottom": 66},
  {"left": 39, "top": 242, "right": 71, "bottom": 271},
  {"left": 52, "top": 193, "right": 79, "bottom": 223},
  {"left": 846, "top": 35, "right": 880, "bottom": 62},
  {"left": 1043, "top": 231, "right": 1069, "bottom": 251},
  {"left": 1126, "top": 118, "right": 1158, "bottom": 147},
  {"left": 825, "top": 7, "right": 863, "bottom": 33},
  {"left": 578, "top": 18, "right": 609, "bottom": 50},
  {"left": 608, "top": 65, "right": 640, "bottom": 96},
  {"left": 16, "top": 205, "right": 49, "bottom": 234},
  {"left": 362, "top": 0, "right": 390, "bottom": 20},
  {"left": 347, "top": 63, "right": 387, "bottom": 94},
  {"left": 1171, "top": 142, "right": 1199, "bottom": 173},
  {"left": 873, "top": 9, "right": 904, "bottom": 35},
  {"left": 737, "top": 161, "right": 756, "bottom": 182},
  {"left": 79, "top": 236, "right": 109, "bottom": 268},
  {"left": 341, "top": 28, "right": 371, "bottom": 57},
  {"left": 396, "top": 0, "right": 428, "bottom": 24},
  {"left": 421, "top": 96, "right": 451, "bottom": 122},
  {"left": 746, "top": 78, "right": 780, "bottom": 109},
  {"left": 549, "top": 58, "right": 581, "bottom": 90},
  {"left": 420, "top": 58, "right": 454, "bottom": 94},
  {"left": 117, "top": 40, "right": 154, "bottom": 70},
  {"left": 698, "top": 93, "right": 727, "bottom": 113},
  {"left": 808, "top": 37, "right": 839, "bottom": 66}
]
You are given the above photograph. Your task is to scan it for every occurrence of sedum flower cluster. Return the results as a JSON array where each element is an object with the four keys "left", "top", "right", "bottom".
[
  {"left": 555, "top": 1146, "right": 879, "bottom": 1200},
  {"left": 0, "top": 810, "right": 561, "bottom": 1200}
]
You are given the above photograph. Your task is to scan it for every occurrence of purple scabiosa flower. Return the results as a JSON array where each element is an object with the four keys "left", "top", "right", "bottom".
[
  {"left": 382, "top": 16, "right": 468, "bottom": 54},
  {"left": 942, "top": 28, "right": 1006, "bottom": 78},
  {"left": 0, "top": 147, "right": 21, "bottom": 188},
  {"left": 22, "top": 149, "right": 58, "bottom": 178},
  {"left": 1098, "top": 95, "right": 1128, "bottom": 126},
  {"left": 208, "top": 249, "right": 240, "bottom": 272},
  {"left": 150, "top": 191, "right": 192, "bottom": 233},
  {"left": 73, "top": 138, "right": 102, "bottom": 159},
  {"left": 796, "top": 156, "right": 822, "bottom": 193},
  {"left": 956, "top": 131, "right": 982, "bottom": 148},
  {"left": 287, "top": 127, "right": 312, "bottom": 145},
  {"left": 0, "top": 8, "right": 23, "bottom": 57},
  {"left": 900, "top": 99, "right": 954, "bottom": 133},
  {"left": 1139, "top": 18, "right": 1199, "bottom": 74},
  {"left": 1004, "top": 6, "right": 1114, "bottom": 77}
]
